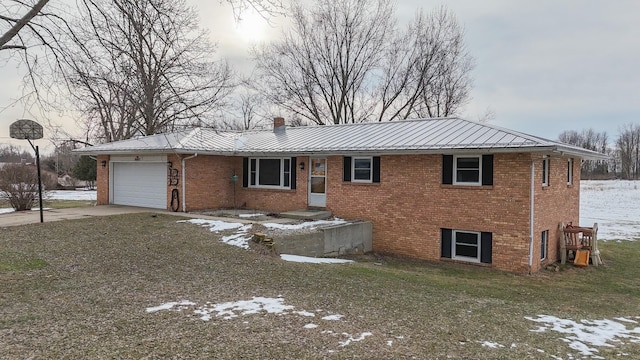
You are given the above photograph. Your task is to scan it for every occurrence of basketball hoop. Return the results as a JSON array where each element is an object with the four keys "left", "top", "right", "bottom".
[{"left": 9, "top": 119, "right": 45, "bottom": 223}]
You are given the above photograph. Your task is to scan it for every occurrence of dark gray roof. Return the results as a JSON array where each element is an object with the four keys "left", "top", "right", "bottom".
[{"left": 75, "top": 117, "right": 608, "bottom": 160}]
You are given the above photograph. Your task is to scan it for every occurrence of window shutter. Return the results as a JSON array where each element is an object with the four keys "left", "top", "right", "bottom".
[
  {"left": 482, "top": 154, "right": 494, "bottom": 186},
  {"left": 373, "top": 156, "right": 381, "bottom": 183},
  {"left": 441, "top": 228, "right": 452, "bottom": 258},
  {"left": 480, "top": 232, "right": 493, "bottom": 264},
  {"left": 242, "top": 157, "right": 249, "bottom": 188},
  {"left": 442, "top": 155, "right": 453, "bottom": 184},
  {"left": 290, "top": 157, "right": 297, "bottom": 190},
  {"left": 343, "top": 156, "right": 352, "bottom": 182}
]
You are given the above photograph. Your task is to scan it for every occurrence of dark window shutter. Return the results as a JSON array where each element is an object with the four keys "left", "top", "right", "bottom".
[
  {"left": 482, "top": 154, "right": 494, "bottom": 186},
  {"left": 441, "top": 228, "right": 452, "bottom": 258},
  {"left": 290, "top": 157, "right": 297, "bottom": 189},
  {"left": 480, "top": 232, "right": 493, "bottom": 264},
  {"left": 242, "top": 157, "right": 249, "bottom": 188},
  {"left": 372, "top": 156, "right": 381, "bottom": 183},
  {"left": 343, "top": 156, "right": 352, "bottom": 182},
  {"left": 442, "top": 155, "right": 453, "bottom": 184}
]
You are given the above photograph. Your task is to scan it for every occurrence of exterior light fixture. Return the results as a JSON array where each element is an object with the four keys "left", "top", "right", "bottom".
[
  {"left": 299, "top": 161, "right": 305, "bottom": 170},
  {"left": 101, "top": 160, "right": 107, "bottom": 168}
]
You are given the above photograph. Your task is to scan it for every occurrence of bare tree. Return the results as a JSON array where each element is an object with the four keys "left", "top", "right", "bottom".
[
  {"left": 56, "top": 0, "right": 235, "bottom": 143},
  {"left": 0, "top": 163, "right": 54, "bottom": 211},
  {"left": 0, "top": 0, "right": 51, "bottom": 51},
  {"left": 252, "top": 0, "right": 473, "bottom": 125},
  {"left": 559, "top": 128, "right": 611, "bottom": 179},
  {"left": 616, "top": 123, "right": 640, "bottom": 180}
]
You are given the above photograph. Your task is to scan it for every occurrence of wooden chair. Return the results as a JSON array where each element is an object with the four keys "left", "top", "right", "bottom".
[{"left": 560, "top": 222, "right": 583, "bottom": 264}]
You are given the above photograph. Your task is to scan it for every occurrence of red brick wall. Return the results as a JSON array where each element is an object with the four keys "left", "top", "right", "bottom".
[
  {"left": 531, "top": 155, "right": 580, "bottom": 271},
  {"left": 96, "top": 155, "right": 110, "bottom": 205},
  {"left": 235, "top": 156, "right": 309, "bottom": 212},
  {"left": 178, "top": 155, "right": 237, "bottom": 211}
]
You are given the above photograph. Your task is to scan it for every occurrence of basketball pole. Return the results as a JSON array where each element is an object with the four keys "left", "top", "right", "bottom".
[{"left": 27, "top": 139, "right": 44, "bottom": 223}]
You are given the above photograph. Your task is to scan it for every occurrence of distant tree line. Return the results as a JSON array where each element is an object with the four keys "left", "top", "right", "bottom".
[{"left": 559, "top": 124, "right": 640, "bottom": 180}]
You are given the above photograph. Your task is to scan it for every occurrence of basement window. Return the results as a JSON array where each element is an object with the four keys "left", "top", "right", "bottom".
[{"left": 541, "top": 230, "right": 548, "bottom": 261}]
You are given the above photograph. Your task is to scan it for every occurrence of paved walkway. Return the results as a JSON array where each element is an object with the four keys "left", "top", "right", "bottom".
[{"left": 0, "top": 205, "right": 299, "bottom": 228}]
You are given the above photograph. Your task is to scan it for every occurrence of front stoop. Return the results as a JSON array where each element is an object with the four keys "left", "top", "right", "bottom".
[{"left": 280, "top": 209, "right": 332, "bottom": 220}]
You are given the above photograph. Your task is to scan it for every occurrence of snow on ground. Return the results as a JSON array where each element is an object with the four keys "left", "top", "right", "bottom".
[
  {"left": 525, "top": 315, "right": 640, "bottom": 358},
  {"left": 48, "top": 190, "right": 97, "bottom": 201},
  {"left": 580, "top": 180, "right": 640, "bottom": 241},
  {"left": 179, "top": 218, "right": 354, "bottom": 260},
  {"left": 262, "top": 219, "right": 347, "bottom": 230},
  {"left": 280, "top": 254, "right": 353, "bottom": 264},
  {"left": 238, "top": 213, "right": 265, "bottom": 218},
  {"left": 146, "top": 296, "right": 383, "bottom": 350}
]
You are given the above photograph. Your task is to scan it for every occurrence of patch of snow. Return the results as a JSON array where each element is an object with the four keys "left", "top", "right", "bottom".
[
  {"left": 581, "top": 180, "right": 640, "bottom": 241},
  {"left": 238, "top": 213, "right": 264, "bottom": 218},
  {"left": 481, "top": 341, "right": 505, "bottom": 349},
  {"left": 304, "top": 323, "right": 318, "bottom": 329},
  {"left": 195, "top": 297, "right": 294, "bottom": 320},
  {"left": 339, "top": 332, "right": 373, "bottom": 347},
  {"left": 262, "top": 219, "right": 347, "bottom": 230},
  {"left": 180, "top": 219, "right": 246, "bottom": 231},
  {"left": 0, "top": 208, "right": 14, "bottom": 214},
  {"left": 526, "top": 315, "right": 640, "bottom": 357},
  {"left": 146, "top": 300, "right": 196, "bottom": 313},
  {"left": 387, "top": 340, "right": 393, "bottom": 346},
  {"left": 322, "top": 314, "right": 344, "bottom": 321},
  {"left": 294, "top": 310, "right": 315, "bottom": 317},
  {"left": 280, "top": 254, "right": 354, "bottom": 264},
  {"left": 48, "top": 190, "right": 97, "bottom": 201}
]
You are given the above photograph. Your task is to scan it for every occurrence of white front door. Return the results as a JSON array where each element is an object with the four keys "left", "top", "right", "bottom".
[{"left": 308, "top": 158, "right": 327, "bottom": 207}]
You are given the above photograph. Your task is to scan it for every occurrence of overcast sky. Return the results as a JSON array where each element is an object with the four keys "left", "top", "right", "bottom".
[{"left": 1, "top": 0, "right": 639, "bottom": 153}]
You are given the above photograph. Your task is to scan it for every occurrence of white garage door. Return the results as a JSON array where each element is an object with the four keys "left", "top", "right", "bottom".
[{"left": 112, "top": 162, "right": 166, "bottom": 209}]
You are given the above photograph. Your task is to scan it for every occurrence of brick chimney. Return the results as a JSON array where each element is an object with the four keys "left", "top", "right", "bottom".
[{"left": 273, "top": 117, "right": 285, "bottom": 133}]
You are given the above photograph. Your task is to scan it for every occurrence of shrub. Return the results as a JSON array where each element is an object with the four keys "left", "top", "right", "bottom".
[{"left": 0, "top": 164, "right": 50, "bottom": 211}]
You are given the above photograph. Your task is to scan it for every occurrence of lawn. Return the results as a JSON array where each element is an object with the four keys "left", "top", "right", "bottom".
[{"left": 1, "top": 213, "right": 639, "bottom": 359}]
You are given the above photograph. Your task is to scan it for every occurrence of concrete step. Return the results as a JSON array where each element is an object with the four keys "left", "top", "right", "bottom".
[{"left": 280, "top": 209, "right": 333, "bottom": 220}]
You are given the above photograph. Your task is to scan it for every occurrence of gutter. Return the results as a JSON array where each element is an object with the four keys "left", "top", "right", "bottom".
[{"left": 181, "top": 153, "right": 198, "bottom": 212}]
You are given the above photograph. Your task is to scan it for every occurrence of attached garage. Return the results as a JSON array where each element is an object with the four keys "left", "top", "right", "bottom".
[{"left": 110, "top": 159, "right": 167, "bottom": 209}]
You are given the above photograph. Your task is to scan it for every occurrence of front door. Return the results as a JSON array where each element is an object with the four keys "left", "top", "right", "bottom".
[{"left": 308, "top": 158, "right": 327, "bottom": 207}]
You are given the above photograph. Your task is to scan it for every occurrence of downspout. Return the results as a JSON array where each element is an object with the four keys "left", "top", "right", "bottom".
[
  {"left": 181, "top": 153, "right": 198, "bottom": 212},
  {"left": 528, "top": 159, "right": 535, "bottom": 274}
]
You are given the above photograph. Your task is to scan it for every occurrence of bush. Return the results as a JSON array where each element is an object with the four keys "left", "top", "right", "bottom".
[{"left": 0, "top": 164, "right": 50, "bottom": 211}]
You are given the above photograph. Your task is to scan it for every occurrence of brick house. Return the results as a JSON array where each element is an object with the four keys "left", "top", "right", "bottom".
[{"left": 77, "top": 117, "right": 607, "bottom": 272}]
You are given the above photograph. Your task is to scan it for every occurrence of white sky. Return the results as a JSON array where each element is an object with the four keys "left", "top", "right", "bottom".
[{"left": 1, "top": 0, "right": 639, "bottom": 153}]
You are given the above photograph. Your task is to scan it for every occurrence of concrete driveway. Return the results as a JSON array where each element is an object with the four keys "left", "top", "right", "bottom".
[{"left": 0, "top": 205, "right": 172, "bottom": 227}]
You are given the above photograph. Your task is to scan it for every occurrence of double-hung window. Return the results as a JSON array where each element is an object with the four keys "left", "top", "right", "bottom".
[
  {"left": 248, "top": 158, "right": 292, "bottom": 189},
  {"left": 441, "top": 228, "right": 492, "bottom": 264},
  {"left": 453, "top": 230, "right": 481, "bottom": 262},
  {"left": 454, "top": 155, "right": 481, "bottom": 185},
  {"left": 542, "top": 157, "right": 549, "bottom": 187},
  {"left": 352, "top": 157, "right": 372, "bottom": 182}
]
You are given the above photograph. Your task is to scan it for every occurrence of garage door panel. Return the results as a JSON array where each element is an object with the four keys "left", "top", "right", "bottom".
[{"left": 112, "top": 162, "right": 166, "bottom": 209}]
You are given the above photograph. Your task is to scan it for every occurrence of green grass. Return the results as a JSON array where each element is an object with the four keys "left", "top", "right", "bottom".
[
  {"left": 0, "top": 249, "right": 48, "bottom": 271},
  {"left": 1, "top": 213, "right": 639, "bottom": 359}
]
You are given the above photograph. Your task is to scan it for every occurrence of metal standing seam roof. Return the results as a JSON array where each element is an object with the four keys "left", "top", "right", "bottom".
[{"left": 74, "top": 117, "right": 609, "bottom": 160}]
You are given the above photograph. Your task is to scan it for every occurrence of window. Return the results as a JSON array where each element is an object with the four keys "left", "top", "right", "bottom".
[
  {"left": 343, "top": 156, "right": 380, "bottom": 183},
  {"left": 542, "top": 157, "right": 549, "bottom": 186},
  {"left": 567, "top": 158, "right": 573, "bottom": 185},
  {"left": 454, "top": 156, "right": 481, "bottom": 185},
  {"left": 352, "top": 157, "right": 372, "bottom": 182},
  {"left": 442, "top": 154, "right": 493, "bottom": 186},
  {"left": 248, "top": 158, "right": 293, "bottom": 189},
  {"left": 441, "top": 228, "right": 492, "bottom": 264},
  {"left": 541, "top": 230, "right": 548, "bottom": 261},
  {"left": 453, "top": 230, "right": 481, "bottom": 261}
]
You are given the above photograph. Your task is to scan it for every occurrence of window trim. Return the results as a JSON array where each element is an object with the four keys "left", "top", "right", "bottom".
[
  {"left": 452, "top": 230, "right": 481, "bottom": 263},
  {"left": 453, "top": 155, "right": 482, "bottom": 186},
  {"left": 541, "top": 230, "right": 548, "bottom": 261},
  {"left": 248, "top": 157, "right": 292, "bottom": 189},
  {"left": 351, "top": 156, "right": 373, "bottom": 183},
  {"left": 567, "top": 158, "right": 573, "bottom": 185},
  {"left": 542, "top": 157, "right": 550, "bottom": 187}
]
